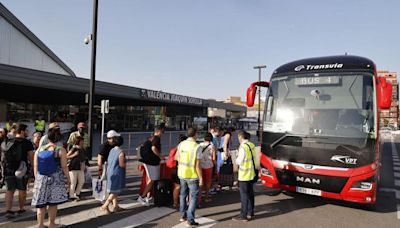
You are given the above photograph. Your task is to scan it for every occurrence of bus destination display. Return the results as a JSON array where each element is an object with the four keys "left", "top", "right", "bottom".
[{"left": 295, "top": 76, "right": 340, "bottom": 86}]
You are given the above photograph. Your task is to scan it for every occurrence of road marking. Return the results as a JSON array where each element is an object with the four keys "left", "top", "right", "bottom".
[
  {"left": 394, "top": 173, "right": 400, "bottom": 178},
  {"left": 100, "top": 207, "right": 175, "bottom": 228},
  {"left": 394, "top": 167, "right": 400, "bottom": 171},
  {"left": 398, "top": 205, "right": 400, "bottom": 220},
  {"left": 379, "top": 188, "right": 400, "bottom": 199},
  {"left": 172, "top": 217, "right": 218, "bottom": 228},
  {"left": 394, "top": 162, "right": 400, "bottom": 166},
  {"left": 395, "top": 180, "right": 400, "bottom": 187},
  {"left": 25, "top": 198, "right": 140, "bottom": 228}
]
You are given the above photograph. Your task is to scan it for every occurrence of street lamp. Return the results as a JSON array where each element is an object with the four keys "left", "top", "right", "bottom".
[
  {"left": 253, "top": 65, "right": 266, "bottom": 141},
  {"left": 86, "top": 0, "right": 99, "bottom": 159}
]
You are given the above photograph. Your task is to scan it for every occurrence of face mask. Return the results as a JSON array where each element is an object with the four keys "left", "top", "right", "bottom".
[
  {"left": 78, "top": 128, "right": 85, "bottom": 136},
  {"left": 212, "top": 133, "right": 218, "bottom": 138}
]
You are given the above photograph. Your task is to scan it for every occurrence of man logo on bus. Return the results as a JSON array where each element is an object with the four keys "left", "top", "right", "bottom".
[{"left": 331, "top": 155, "right": 357, "bottom": 165}]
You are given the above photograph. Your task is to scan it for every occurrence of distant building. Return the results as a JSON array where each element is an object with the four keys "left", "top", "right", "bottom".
[{"left": 377, "top": 71, "right": 398, "bottom": 129}]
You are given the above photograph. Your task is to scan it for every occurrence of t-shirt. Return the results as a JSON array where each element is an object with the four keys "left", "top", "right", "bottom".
[
  {"left": 14, "top": 137, "right": 34, "bottom": 163},
  {"left": 140, "top": 136, "right": 161, "bottom": 166},
  {"left": 199, "top": 142, "right": 214, "bottom": 169},
  {"left": 152, "top": 136, "right": 161, "bottom": 151},
  {"left": 99, "top": 142, "right": 113, "bottom": 164},
  {"left": 68, "top": 147, "right": 86, "bottom": 171}
]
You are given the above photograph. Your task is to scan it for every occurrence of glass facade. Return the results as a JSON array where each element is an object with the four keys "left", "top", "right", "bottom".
[{"left": 5, "top": 102, "right": 207, "bottom": 132}]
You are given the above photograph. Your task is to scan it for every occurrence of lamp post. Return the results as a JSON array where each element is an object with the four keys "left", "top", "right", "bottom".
[
  {"left": 253, "top": 65, "right": 266, "bottom": 141},
  {"left": 87, "top": 0, "right": 99, "bottom": 159}
]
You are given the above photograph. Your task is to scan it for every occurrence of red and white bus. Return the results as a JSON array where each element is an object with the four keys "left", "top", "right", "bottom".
[{"left": 247, "top": 55, "right": 393, "bottom": 204}]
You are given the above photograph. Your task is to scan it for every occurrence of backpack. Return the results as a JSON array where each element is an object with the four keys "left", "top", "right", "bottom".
[
  {"left": 38, "top": 146, "right": 60, "bottom": 176},
  {"left": 166, "top": 147, "right": 178, "bottom": 168},
  {"left": 1, "top": 138, "right": 22, "bottom": 175},
  {"left": 139, "top": 137, "right": 153, "bottom": 164}
]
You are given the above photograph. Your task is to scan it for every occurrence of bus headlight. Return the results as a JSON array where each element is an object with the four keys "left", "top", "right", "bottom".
[
  {"left": 350, "top": 177, "right": 374, "bottom": 191},
  {"left": 260, "top": 168, "right": 273, "bottom": 178}
]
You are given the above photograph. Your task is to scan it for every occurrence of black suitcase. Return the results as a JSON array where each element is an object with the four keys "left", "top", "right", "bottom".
[{"left": 153, "top": 179, "right": 173, "bottom": 207}]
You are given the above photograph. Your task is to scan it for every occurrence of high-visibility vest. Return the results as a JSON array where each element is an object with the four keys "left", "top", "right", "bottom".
[
  {"left": 177, "top": 139, "right": 200, "bottom": 179},
  {"left": 35, "top": 120, "right": 45, "bottom": 131},
  {"left": 6, "top": 122, "right": 11, "bottom": 131},
  {"left": 238, "top": 142, "right": 256, "bottom": 181}
]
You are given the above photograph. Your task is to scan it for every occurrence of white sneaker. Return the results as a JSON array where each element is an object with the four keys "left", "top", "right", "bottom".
[
  {"left": 137, "top": 196, "right": 146, "bottom": 205},
  {"left": 145, "top": 197, "right": 153, "bottom": 206}
]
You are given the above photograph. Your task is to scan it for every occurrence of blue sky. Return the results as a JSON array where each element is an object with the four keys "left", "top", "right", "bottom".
[{"left": 1, "top": 0, "right": 399, "bottom": 100}]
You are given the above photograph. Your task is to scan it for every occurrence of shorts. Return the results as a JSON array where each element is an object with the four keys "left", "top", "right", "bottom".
[
  {"left": 202, "top": 168, "right": 213, "bottom": 186},
  {"left": 144, "top": 164, "right": 160, "bottom": 181},
  {"left": 4, "top": 176, "right": 28, "bottom": 191}
]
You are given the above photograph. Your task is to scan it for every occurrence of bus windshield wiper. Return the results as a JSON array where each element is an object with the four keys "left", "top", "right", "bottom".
[{"left": 270, "top": 133, "right": 307, "bottom": 149}]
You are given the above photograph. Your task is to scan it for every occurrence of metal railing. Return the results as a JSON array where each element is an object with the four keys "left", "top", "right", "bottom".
[{"left": 99, "top": 130, "right": 244, "bottom": 158}]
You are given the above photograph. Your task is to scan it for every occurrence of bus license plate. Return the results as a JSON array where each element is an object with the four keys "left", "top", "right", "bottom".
[{"left": 296, "top": 187, "right": 322, "bottom": 196}]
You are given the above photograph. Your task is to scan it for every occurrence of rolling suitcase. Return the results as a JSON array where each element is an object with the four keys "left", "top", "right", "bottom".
[{"left": 153, "top": 179, "right": 173, "bottom": 207}]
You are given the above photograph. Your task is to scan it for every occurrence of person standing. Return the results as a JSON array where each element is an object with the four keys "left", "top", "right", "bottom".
[
  {"left": 7, "top": 123, "right": 17, "bottom": 139},
  {"left": 137, "top": 126, "right": 165, "bottom": 206},
  {"left": 97, "top": 130, "right": 118, "bottom": 178},
  {"left": 67, "top": 136, "right": 86, "bottom": 201},
  {"left": 166, "top": 134, "right": 188, "bottom": 208},
  {"left": 0, "top": 128, "right": 7, "bottom": 145},
  {"left": 5, "top": 119, "right": 13, "bottom": 132},
  {"left": 32, "top": 132, "right": 42, "bottom": 151},
  {"left": 31, "top": 127, "right": 70, "bottom": 228},
  {"left": 100, "top": 135, "right": 126, "bottom": 214},
  {"left": 198, "top": 133, "right": 216, "bottom": 206},
  {"left": 218, "top": 127, "right": 235, "bottom": 189},
  {"left": 2, "top": 124, "right": 34, "bottom": 218},
  {"left": 232, "top": 131, "right": 257, "bottom": 222},
  {"left": 35, "top": 116, "right": 46, "bottom": 135},
  {"left": 175, "top": 128, "right": 203, "bottom": 227},
  {"left": 67, "top": 122, "right": 90, "bottom": 160},
  {"left": 39, "top": 123, "right": 63, "bottom": 148}
]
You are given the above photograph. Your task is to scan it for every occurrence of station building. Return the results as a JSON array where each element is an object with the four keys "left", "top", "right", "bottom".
[{"left": 0, "top": 3, "right": 245, "bottom": 132}]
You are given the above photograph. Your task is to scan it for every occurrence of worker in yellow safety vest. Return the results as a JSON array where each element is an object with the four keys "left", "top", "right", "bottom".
[
  {"left": 175, "top": 127, "right": 203, "bottom": 227},
  {"left": 232, "top": 130, "right": 257, "bottom": 222},
  {"left": 34, "top": 116, "right": 46, "bottom": 134}
]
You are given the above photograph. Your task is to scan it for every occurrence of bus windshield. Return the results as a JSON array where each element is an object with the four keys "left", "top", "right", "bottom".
[{"left": 263, "top": 74, "right": 375, "bottom": 139}]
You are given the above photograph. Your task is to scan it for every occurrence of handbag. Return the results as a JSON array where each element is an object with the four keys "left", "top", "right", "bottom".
[
  {"left": 219, "top": 156, "right": 233, "bottom": 175},
  {"left": 245, "top": 143, "right": 259, "bottom": 183}
]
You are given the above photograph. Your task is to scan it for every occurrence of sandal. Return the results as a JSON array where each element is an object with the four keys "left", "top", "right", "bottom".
[
  {"left": 5, "top": 210, "right": 15, "bottom": 219},
  {"left": 100, "top": 206, "right": 111, "bottom": 215},
  {"left": 112, "top": 206, "right": 126, "bottom": 213},
  {"left": 17, "top": 209, "right": 26, "bottom": 215}
]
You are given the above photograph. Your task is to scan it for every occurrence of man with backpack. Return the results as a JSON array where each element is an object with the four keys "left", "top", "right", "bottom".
[
  {"left": 2, "top": 124, "right": 34, "bottom": 218},
  {"left": 137, "top": 126, "right": 165, "bottom": 206}
]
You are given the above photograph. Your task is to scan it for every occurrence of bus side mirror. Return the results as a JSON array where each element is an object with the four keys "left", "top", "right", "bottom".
[
  {"left": 247, "top": 84, "right": 257, "bottom": 107},
  {"left": 377, "top": 77, "right": 393, "bottom": 109},
  {"left": 246, "top": 81, "right": 270, "bottom": 107}
]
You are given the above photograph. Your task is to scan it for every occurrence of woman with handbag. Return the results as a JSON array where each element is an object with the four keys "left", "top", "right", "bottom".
[
  {"left": 218, "top": 127, "right": 235, "bottom": 189},
  {"left": 232, "top": 130, "right": 257, "bottom": 222}
]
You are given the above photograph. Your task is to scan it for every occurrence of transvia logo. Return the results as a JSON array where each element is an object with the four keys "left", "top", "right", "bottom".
[
  {"left": 294, "top": 65, "right": 305, "bottom": 72},
  {"left": 331, "top": 155, "right": 357, "bottom": 165},
  {"left": 294, "top": 63, "right": 344, "bottom": 72}
]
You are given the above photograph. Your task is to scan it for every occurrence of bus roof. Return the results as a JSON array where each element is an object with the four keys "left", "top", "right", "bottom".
[{"left": 272, "top": 55, "right": 375, "bottom": 77}]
